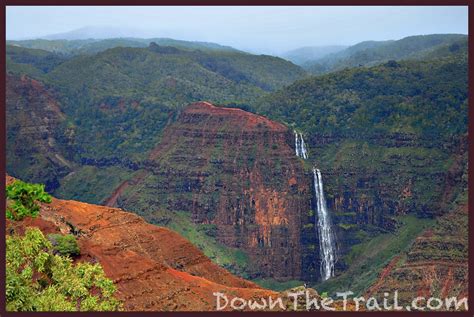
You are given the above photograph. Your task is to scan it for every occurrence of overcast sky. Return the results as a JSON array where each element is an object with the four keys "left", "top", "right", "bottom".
[{"left": 6, "top": 6, "right": 468, "bottom": 54}]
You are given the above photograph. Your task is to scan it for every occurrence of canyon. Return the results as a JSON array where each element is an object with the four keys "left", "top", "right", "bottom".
[
  {"left": 106, "top": 101, "right": 319, "bottom": 281},
  {"left": 6, "top": 175, "right": 278, "bottom": 311},
  {"left": 5, "top": 38, "right": 468, "bottom": 309}
]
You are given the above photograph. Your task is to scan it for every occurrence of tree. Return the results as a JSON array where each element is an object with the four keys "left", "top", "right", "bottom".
[
  {"left": 6, "top": 228, "right": 121, "bottom": 311},
  {"left": 6, "top": 180, "right": 52, "bottom": 221}
]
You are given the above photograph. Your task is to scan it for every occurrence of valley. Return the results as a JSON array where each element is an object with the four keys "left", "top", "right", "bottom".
[{"left": 5, "top": 32, "right": 468, "bottom": 311}]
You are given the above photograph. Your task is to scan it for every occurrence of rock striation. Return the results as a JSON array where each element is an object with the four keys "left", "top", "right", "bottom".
[
  {"left": 109, "top": 102, "right": 315, "bottom": 280},
  {"left": 6, "top": 74, "right": 73, "bottom": 191},
  {"left": 6, "top": 175, "right": 278, "bottom": 311}
]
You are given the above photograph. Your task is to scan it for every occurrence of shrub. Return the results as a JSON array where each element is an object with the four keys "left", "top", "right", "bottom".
[
  {"left": 48, "top": 234, "right": 80, "bottom": 257},
  {"left": 6, "top": 180, "right": 52, "bottom": 221},
  {"left": 6, "top": 228, "right": 121, "bottom": 311}
]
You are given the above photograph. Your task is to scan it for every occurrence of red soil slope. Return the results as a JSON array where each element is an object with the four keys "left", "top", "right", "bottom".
[{"left": 6, "top": 175, "right": 278, "bottom": 311}]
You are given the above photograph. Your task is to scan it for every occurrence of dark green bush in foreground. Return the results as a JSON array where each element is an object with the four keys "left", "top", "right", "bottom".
[{"left": 48, "top": 234, "right": 80, "bottom": 257}]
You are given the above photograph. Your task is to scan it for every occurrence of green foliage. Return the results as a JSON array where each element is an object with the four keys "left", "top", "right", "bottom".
[
  {"left": 304, "top": 34, "right": 467, "bottom": 74},
  {"left": 6, "top": 180, "right": 52, "bottom": 221},
  {"left": 197, "top": 224, "right": 218, "bottom": 237},
  {"left": 257, "top": 55, "right": 467, "bottom": 140},
  {"left": 54, "top": 165, "right": 135, "bottom": 204},
  {"left": 6, "top": 45, "right": 67, "bottom": 77},
  {"left": 256, "top": 54, "right": 467, "bottom": 217},
  {"left": 5, "top": 73, "right": 74, "bottom": 192},
  {"left": 7, "top": 37, "right": 241, "bottom": 56},
  {"left": 135, "top": 208, "right": 252, "bottom": 278},
  {"left": 5, "top": 44, "right": 304, "bottom": 165},
  {"left": 313, "top": 215, "right": 435, "bottom": 297},
  {"left": 6, "top": 228, "right": 121, "bottom": 311},
  {"left": 47, "top": 234, "right": 80, "bottom": 257},
  {"left": 6, "top": 43, "right": 305, "bottom": 195}
]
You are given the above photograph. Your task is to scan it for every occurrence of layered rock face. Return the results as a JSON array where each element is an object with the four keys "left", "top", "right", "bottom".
[
  {"left": 111, "top": 102, "right": 314, "bottom": 280},
  {"left": 310, "top": 132, "right": 467, "bottom": 227},
  {"left": 366, "top": 203, "right": 468, "bottom": 308},
  {"left": 306, "top": 132, "right": 468, "bottom": 269},
  {"left": 6, "top": 74, "right": 73, "bottom": 191},
  {"left": 6, "top": 175, "right": 278, "bottom": 311}
]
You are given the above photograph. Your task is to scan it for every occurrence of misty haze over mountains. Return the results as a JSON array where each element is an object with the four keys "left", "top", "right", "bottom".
[
  {"left": 7, "top": 25, "right": 468, "bottom": 73},
  {"left": 7, "top": 6, "right": 467, "bottom": 54}
]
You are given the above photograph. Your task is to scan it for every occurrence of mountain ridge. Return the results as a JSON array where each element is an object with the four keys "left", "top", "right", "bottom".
[{"left": 303, "top": 34, "right": 467, "bottom": 74}]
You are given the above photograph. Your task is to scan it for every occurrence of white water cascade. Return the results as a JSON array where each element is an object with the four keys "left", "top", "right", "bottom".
[
  {"left": 294, "top": 131, "right": 308, "bottom": 159},
  {"left": 294, "top": 130, "right": 337, "bottom": 280},
  {"left": 312, "top": 167, "right": 337, "bottom": 281}
]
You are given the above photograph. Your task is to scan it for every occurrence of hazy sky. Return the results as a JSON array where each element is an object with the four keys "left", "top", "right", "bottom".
[{"left": 6, "top": 6, "right": 468, "bottom": 54}]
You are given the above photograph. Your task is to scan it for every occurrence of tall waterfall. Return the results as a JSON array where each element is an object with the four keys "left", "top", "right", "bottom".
[
  {"left": 294, "top": 131, "right": 308, "bottom": 159},
  {"left": 312, "top": 168, "right": 337, "bottom": 281},
  {"left": 294, "top": 130, "right": 337, "bottom": 280}
]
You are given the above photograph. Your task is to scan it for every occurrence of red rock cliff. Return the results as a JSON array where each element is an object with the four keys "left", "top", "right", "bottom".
[
  {"left": 109, "top": 102, "right": 313, "bottom": 280},
  {"left": 6, "top": 175, "right": 278, "bottom": 311}
]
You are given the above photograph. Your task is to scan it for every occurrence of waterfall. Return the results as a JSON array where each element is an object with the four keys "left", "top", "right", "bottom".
[
  {"left": 294, "top": 129, "right": 337, "bottom": 280},
  {"left": 294, "top": 131, "right": 308, "bottom": 159},
  {"left": 312, "top": 168, "right": 337, "bottom": 281}
]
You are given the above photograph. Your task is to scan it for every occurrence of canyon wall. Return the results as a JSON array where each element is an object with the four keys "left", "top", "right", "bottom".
[
  {"left": 6, "top": 74, "right": 74, "bottom": 191},
  {"left": 6, "top": 175, "right": 278, "bottom": 311},
  {"left": 110, "top": 102, "right": 317, "bottom": 281}
]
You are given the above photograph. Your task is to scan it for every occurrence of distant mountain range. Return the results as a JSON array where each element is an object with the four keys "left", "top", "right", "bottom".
[
  {"left": 7, "top": 37, "right": 242, "bottom": 56},
  {"left": 40, "top": 26, "right": 158, "bottom": 40},
  {"left": 303, "top": 33, "right": 467, "bottom": 74},
  {"left": 9, "top": 32, "right": 467, "bottom": 71},
  {"left": 280, "top": 45, "right": 348, "bottom": 65},
  {"left": 7, "top": 26, "right": 243, "bottom": 55}
]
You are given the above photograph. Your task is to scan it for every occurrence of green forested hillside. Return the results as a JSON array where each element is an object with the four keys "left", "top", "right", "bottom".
[
  {"left": 305, "top": 34, "right": 467, "bottom": 74},
  {"left": 6, "top": 42, "right": 306, "bottom": 189},
  {"left": 44, "top": 44, "right": 305, "bottom": 161},
  {"left": 7, "top": 37, "right": 241, "bottom": 56},
  {"left": 281, "top": 45, "right": 348, "bottom": 65},
  {"left": 258, "top": 55, "right": 467, "bottom": 140},
  {"left": 255, "top": 53, "right": 467, "bottom": 290},
  {"left": 6, "top": 45, "right": 68, "bottom": 77}
]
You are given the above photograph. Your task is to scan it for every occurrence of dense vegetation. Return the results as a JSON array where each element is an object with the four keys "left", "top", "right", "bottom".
[
  {"left": 256, "top": 55, "right": 467, "bottom": 141},
  {"left": 6, "top": 180, "right": 52, "bottom": 220},
  {"left": 7, "top": 37, "right": 241, "bottom": 56},
  {"left": 6, "top": 45, "right": 67, "bottom": 76},
  {"left": 313, "top": 214, "right": 435, "bottom": 296},
  {"left": 6, "top": 33, "right": 468, "bottom": 295},
  {"left": 304, "top": 34, "right": 467, "bottom": 74},
  {"left": 147, "top": 209, "right": 252, "bottom": 278},
  {"left": 5, "top": 180, "right": 121, "bottom": 311},
  {"left": 254, "top": 50, "right": 467, "bottom": 289},
  {"left": 7, "top": 43, "right": 305, "bottom": 166},
  {"left": 6, "top": 228, "right": 121, "bottom": 311},
  {"left": 257, "top": 52, "right": 467, "bottom": 210}
]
